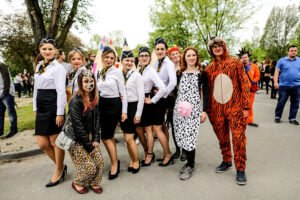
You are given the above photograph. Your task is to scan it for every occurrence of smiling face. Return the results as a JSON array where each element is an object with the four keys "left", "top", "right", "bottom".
[
  {"left": 39, "top": 43, "right": 56, "bottom": 62},
  {"left": 121, "top": 57, "right": 135, "bottom": 71},
  {"left": 102, "top": 52, "right": 115, "bottom": 68},
  {"left": 170, "top": 51, "right": 181, "bottom": 64},
  {"left": 138, "top": 52, "right": 151, "bottom": 67},
  {"left": 211, "top": 43, "right": 224, "bottom": 57},
  {"left": 70, "top": 52, "right": 83, "bottom": 69},
  {"left": 155, "top": 43, "right": 167, "bottom": 60},
  {"left": 185, "top": 49, "right": 197, "bottom": 67}
]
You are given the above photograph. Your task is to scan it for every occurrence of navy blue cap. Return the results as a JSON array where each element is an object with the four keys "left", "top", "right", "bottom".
[
  {"left": 121, "top": 50, "right": 134, "bottom": 60},
  {"left": 138, "top": 47, "right": 150, "bottom": 55},
  {"left": 102, "top": 46, "right": 113, "bottom": 53},
  {"left": 40, "top": 36, "right": 56, "bottom": 46},
  {"left": 155, "top": 37, "right": 167, "bottom": 48}
]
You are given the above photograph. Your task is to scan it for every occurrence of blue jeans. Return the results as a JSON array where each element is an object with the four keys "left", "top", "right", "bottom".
[
  {"left": 0, "top": 95, "right": 18, "bottom": 135},
  {"left": 275, "top": 85, "right": 300, "bottom": 121}
]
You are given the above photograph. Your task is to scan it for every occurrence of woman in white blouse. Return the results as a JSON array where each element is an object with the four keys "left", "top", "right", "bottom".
[
  {"left": 67, "top": 48, "right": 87, "bottom": 100},
  {"left": 33, "top": 36, "right": 67, "bottom": 187},
  {"left": 152, "top": 37, "right": 177, "bottom": 166},
  {"left": 135, "top": 47, "right": 166, "bottom": 167},
  {"left": 119, "top": 50, "right": 144, "bottom": 174},
  {"left": 96, "top": 46, "right": 127, "bottom": 180}
]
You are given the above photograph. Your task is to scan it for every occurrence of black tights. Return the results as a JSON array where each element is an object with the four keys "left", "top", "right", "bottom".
[{"left": 183, "top": 149, "right": 195, "bottom": 168}]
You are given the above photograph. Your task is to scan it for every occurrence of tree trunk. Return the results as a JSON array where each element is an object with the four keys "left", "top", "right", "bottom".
[
  {"left": 48, "top": 0, "right": 65, "bottom": 38},
  {"left": 56, "top": 0, "right": 80, "bottom": 48},
  {"left": 25, "top": 0, "right": 46, "bottom": 55}
]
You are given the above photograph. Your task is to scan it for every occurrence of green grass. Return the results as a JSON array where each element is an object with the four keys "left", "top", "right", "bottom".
[{"left": 3, "top": 104, "right": 35, "bottom": 133}]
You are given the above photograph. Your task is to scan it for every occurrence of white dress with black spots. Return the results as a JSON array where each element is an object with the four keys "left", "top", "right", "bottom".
[{"left": 173, "top": 71, "right": 202, "bottom": 151}]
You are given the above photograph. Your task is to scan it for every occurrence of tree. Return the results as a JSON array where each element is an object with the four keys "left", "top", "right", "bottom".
[
  {"left": 290, "top": 22, "right": 300, "bottom": 50},
  {"left": 148, "top": 0, "right": 192, "bottom": 50},
  {"left": 149, "top": 0, "right": 254, "bottom": 53},
  {"left": 24, "top": 0, "right": 93, "bottom": 55},
  {"left": 0, "top": 11, "right": 84, "bottom": 74},
  {"left": 260, "top": 5, "right": 300, "bottom": 59}
]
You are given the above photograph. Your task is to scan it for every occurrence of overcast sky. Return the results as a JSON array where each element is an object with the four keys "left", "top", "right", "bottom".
[{"left": 1, "top": 0, "right": 299, "bottom": 48}]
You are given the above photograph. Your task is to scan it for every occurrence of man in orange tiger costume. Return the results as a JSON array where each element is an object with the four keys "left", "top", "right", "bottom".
[{"left": 205, "top": 37, "right": 250, "bottom": 185}]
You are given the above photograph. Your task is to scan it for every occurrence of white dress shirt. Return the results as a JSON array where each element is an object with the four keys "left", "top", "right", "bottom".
[
  {"left": 138, "top": 65, "right": 166, "bottom": 104},
  {"left": 124, "top": 69, "right": 144, "bottom": 117},
  {"left": 33, "top": 60, "right": 67, "bottom": 115},
  {"left": 96, "top": 66, "right": 128, "bottom": 113},
  {"left": 67, "top": 65, "right": 86, "bottom": 94},
  {"left": 153, "top": 56, "right": 177, "bottom": 98}
]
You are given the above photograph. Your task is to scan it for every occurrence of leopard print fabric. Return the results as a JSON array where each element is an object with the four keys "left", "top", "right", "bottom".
[
  {"left": 206, "top": 41, "right": 250, "bottom": 171},
  {"left": 69, "top": 143, "right": 104, "bottom": 187}
]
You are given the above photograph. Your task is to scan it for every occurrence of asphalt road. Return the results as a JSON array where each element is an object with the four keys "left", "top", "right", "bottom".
[{"left": 0, "top": 92, "right": 299, "bottom": 200}]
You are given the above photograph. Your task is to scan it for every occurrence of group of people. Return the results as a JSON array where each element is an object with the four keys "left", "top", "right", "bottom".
[
  {"left": 257, "top": 58, "right": 279, "bottom": 99},
  {"left": 0, "top": 34, "right": 299, "bottom": 195},
  {"left": 14, "top": 72, "right": 34, "bottom": 98}
]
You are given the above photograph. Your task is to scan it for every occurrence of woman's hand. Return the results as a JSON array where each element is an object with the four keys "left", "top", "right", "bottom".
[
  {"left": 134, "top": 116, "right": 141, "bottom": 124},
  {"left": 92, "top": 142, "right": 99, "bottom": 147},
  {"left": 200, "top": 112, "right": 207, "bottom": 123},
  {"left": 144, "top": 95, "right": 152, "bottom": 104},
  {"left": 121, "top": 113, "right": 127, "bottom": 122},
  {"left": 56, "top": 115, "right": 64, "bottom": 127}
]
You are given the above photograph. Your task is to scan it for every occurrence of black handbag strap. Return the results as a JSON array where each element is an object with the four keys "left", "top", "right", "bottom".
[{"left": 245, "top": 70, "right": 254, "bottom": 87}]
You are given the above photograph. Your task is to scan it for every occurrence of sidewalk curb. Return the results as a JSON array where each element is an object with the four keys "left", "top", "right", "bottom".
[{"left": 0, "top": 149, "right": 44, "bottom": 161}]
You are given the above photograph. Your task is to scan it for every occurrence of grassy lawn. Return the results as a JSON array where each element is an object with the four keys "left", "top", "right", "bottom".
[{"left": 3, "top": 104, "right": 35, "bottom": 134}]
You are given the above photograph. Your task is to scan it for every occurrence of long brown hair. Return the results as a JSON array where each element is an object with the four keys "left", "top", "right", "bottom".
[
  {"left": 179, "top": 46, "right": 201, "bottom": 75},
  {"left": 101, "top": 49, "right": 116, "bottom": 66},
  {"left": 77, "top": 72, "right": 99, "bottom": 112}
]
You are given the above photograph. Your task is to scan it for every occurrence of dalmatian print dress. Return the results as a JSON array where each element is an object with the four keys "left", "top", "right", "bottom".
[{"left": 173, "top": 71, "right": 202, "bottom": 151}]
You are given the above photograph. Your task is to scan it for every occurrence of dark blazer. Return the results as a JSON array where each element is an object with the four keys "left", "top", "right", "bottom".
[{"left": 66, "top": 94, "right": 100, "bottom": 153}]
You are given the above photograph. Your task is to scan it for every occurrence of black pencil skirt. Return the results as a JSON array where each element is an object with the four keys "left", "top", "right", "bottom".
[
  {"left": 138, "top": 93, "right": 154, "bottom": 127},
  {"left": 35, "top": 89, "right": 62, "bottom": 136},
  {"left": 99, "top": 97, "right": 122, "bottom": 139},
  {"left": 120, "top": 101, "right": 138, "bottom": 133},
  {"left": 152, "top": 97, "right": 167, "bottom": 126}
]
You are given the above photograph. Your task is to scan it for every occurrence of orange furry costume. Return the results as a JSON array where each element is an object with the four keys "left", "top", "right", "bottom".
[{"left": 206, "top": 40, "right": 250, "bottom": 171}]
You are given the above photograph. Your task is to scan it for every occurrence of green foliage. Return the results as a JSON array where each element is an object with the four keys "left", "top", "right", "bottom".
[
  {"left": 0, "top": 11, "right": 84, "bottom": 73},
  {"left": 149, "top": 0, "right": 255, "bottom": 54},
  {"left": 39, "top": 0, "right": 94, "bottom": 33},
  {"left": 242, "top": 41, "right": 267, "bottom": 62},
  {"left": 0, "top": 13, "right": 35, "bottom": 73},
  {"left": 260, "top": 5, "right": 300, "bottom": 59}
]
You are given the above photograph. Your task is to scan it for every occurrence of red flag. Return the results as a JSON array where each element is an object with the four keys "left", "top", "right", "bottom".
[{"left": 110, "top": 39, "right": 113, "bottom": 46}]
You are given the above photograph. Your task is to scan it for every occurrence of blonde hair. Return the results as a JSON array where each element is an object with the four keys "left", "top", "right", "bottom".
[{"left": 68, "top": 49, "right": 85, "bottom": 61}]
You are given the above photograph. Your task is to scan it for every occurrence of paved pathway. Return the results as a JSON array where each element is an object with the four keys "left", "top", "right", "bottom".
[{"left": 0, "top": 92, "right": 299, "bottom": 200}]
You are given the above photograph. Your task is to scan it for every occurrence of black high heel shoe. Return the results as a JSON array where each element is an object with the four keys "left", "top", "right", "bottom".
[
  {"left": 141, "top": 153, "right": 155, "bottom": 167},
  {"left": 158, "top": 156, "right": 174, "bottom": 167},
  {"left": 45, "top": 168, "right": 66, "bottom": 187},
  {"left": 109, "top": 160, "right": 120, "bottom": 180},
  {"left": 132, "top": 161, "right": 140, "bottom": 174}
]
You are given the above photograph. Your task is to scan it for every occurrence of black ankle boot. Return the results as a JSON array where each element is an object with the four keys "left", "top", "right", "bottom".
[
  {"left": 172, "top": 150, "right": 180, "bottom": 159},
  {"left": 215, "top": 161, "right": 232, "bottom": 173},
  {"left": 236, "top": 170, "right": 247, "bottom": 185}
]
